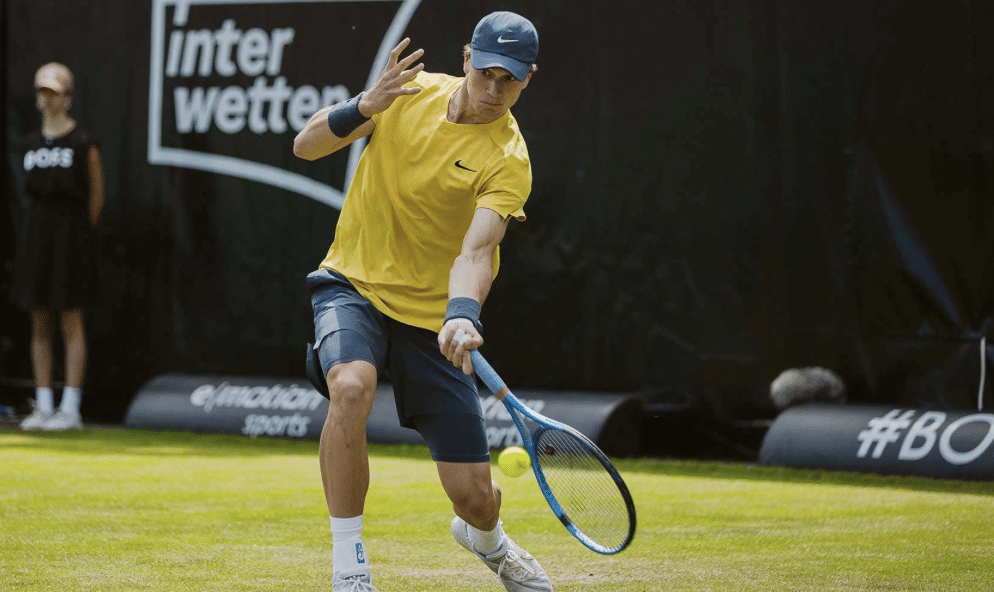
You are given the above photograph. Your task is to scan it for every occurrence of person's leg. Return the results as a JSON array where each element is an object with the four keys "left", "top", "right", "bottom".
[
  {"left": 58, "top": 308, "right": 86, "bottom": 416},
  {"left": 29, "top": 309, "right": 54, "bottom": 393},
  {"left": 322, "top": 360, "right": 379, "bottom": 586},
  {"left": 307, "top": 269, "right": 389, "bottom": 589},
  {"left": 437, "top": 461, "right": 503, "bottom": 551},
  {"left": 437, "top": 448, "right": 553, "bottom": 592},
  {"left": 21, "top": 309, "right": 55, "bottom": 429},
  {"left": 412, "top": 413, "right": 552, "bottom": 591},
  {"left": 320, "top": 360, "right": 378, "bottom": 519},
  {"left": 437, "top": 461, "right": 500, "bottom": 530},
  {"left": 388, "top": 320, "right": 551, "bottom": 589},
  {"left": 60, "top": 308, "right": 86, "bottom": 390}
]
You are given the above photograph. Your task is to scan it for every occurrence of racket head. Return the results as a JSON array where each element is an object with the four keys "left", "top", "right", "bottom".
[{"left": 529, "top": 424, "right": 637, "bottom": 554}]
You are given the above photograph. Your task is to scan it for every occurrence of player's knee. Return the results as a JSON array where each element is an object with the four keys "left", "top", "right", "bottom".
[{"left": 325, "top": 368, "right": 375, "bottom": 420}]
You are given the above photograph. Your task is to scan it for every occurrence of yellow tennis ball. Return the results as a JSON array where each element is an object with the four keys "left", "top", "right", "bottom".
[{"left": 498, "top": 446, "right": 530, "bottom": 478}]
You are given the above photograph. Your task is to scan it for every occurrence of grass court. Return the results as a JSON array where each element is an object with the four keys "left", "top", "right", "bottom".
[{"left": 1, "top": 428, "right": 991, "bottom": 591}]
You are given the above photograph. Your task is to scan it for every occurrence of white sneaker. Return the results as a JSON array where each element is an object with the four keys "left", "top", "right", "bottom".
[
  {"left": 20, "top": 406, "right": 52, "bottom": 430},
  {"left": 451, "top": 517, "right": 553, "bottom": 592},
  {"left": 332, "top": 573, "right": 378, "bottom": 592},
  {"left": 40, "top": 410, "right": 83, "bottom": 431}
]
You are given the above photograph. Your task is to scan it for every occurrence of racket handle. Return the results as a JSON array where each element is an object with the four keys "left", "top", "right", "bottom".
[{"left": 453, "top": 329, "right": 508, "bottom": 395}]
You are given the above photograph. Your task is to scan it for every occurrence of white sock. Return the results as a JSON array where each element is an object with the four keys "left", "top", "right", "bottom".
[
  {"left": 468, "top": 520, "right": 505, "bottom": 556},
  {"left": 35, "top": 387, "right": 55, "bottom": 414},
  {"left": 60, "top": 386, "right": 82, "bottom": 415},
  {"left": 331, "top": 515, "right": 368, "bottom": 579}
]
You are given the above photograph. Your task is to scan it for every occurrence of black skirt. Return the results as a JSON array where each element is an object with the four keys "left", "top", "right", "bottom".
[{"left": 10, "top": 196, "right": 99, "bottom": 310}]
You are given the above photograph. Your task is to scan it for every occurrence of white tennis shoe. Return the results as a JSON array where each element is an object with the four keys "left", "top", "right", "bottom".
[
  {"left": 40, "top": 410, "right": 83, "bottom": 431},
  {"left": 19, "top": 406, "right": 52, "bottom": 430},
  {"left": 332, "top": 573, "right": 378, "bottom": 592},
  {"left": 451, "top": 516, "right": 553, "bottom": 592}
]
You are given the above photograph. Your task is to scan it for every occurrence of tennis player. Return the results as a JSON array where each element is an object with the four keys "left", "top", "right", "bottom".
[{"left": 293, "top": 11, "right": 552, "bottom": 592}]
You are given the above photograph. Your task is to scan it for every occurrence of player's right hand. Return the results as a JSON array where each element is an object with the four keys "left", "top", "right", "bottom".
[
  {"left": 359, "top": 38, "right": 424, "bottom": 117},
  {"left": 439, "top": 321, "right": 482, "bottom": 376}
]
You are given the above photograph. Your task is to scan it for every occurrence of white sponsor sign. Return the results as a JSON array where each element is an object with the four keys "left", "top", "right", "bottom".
[
  {"left": 147, "top": 0, "right": 421, "bottom": 209},
  {"left": 858, "top": 409, "right": 994, "bottom": 466}
]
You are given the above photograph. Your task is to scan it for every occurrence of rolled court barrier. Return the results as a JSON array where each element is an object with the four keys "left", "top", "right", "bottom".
[
  {"left": 124, "top": 373, "right": 644, "bottom": 457},
  {"left": 759, "top": 404, "right": 994, "bottom": 480}
]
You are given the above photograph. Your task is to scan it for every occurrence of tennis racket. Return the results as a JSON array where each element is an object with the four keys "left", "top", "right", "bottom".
[{"left": 454, "top": 330, "right": 637, "bottom": 555}]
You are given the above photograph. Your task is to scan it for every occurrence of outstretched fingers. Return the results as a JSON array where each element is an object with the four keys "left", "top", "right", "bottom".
[
  {"left": 361, "top": 38, "right": 424, "bottom": 115},
  {"left": 389, "top": 39, "right": 425, "bottom": 90}
]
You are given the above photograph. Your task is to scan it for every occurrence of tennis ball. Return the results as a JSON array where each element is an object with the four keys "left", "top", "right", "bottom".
[{"left": 498, "top": 446, "right": 530, "bottom": 478}]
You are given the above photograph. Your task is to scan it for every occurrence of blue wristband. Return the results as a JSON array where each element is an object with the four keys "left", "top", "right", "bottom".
[
  {"left": 327, "top": 93, "right": 369, "bottom": 138},
  {"left": 445, "top": 297, "right": 483, "bottom": 334}
]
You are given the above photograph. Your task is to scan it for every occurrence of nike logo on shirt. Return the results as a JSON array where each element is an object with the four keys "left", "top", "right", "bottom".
[{"left": 455, "top": 160, "right": 478, "bottom": 172}]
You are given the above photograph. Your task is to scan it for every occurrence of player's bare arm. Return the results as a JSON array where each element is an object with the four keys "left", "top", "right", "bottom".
[
  {"left": 292, "top": 38, "right": 425, "bottom": 161},
  {"left": 439, "top": 207, "right": 509, "bottom": 374}
]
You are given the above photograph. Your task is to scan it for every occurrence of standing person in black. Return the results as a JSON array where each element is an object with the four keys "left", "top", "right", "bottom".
[{"left": 12, "top": 62, "right": 104, "bottom": 431}]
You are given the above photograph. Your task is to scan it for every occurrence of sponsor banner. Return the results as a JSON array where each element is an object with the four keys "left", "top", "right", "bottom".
[
  {"left": 124, "top": 373, "right": 329, "bottom": 439},
  {"left": 759, "top": 404, "right": 994, "bottom": 480},
  {"left": 124, "top": 373, "right": 643, "bottom": 455},
  {"left": 147, "top": 0, "right": 422, "bottom": 209}
]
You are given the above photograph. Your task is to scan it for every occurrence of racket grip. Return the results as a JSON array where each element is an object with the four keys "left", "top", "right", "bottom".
[{"left": 453, "top": 329, "right": 508, "bottom": 395}]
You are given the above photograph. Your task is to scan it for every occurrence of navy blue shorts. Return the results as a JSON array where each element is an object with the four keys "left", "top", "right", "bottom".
[{"left": 306, "top": 269, "right": 489, "bottom": 463}]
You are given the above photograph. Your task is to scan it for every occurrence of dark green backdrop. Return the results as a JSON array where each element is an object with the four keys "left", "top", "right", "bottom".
[{"left": 3, "top": 0, "right": 992, "bottom": 424}]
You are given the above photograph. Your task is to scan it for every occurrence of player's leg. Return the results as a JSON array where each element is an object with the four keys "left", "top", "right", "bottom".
[
  {"left": 320, "top": 359, "right": 378, "bottom": 518},
  {"left": 417, "top": 416, "right": 552, "bottom": 592},
  {"left": 321, "top": 359, "right": 379, "bottom": 590},
  {"left": 437, "top": 459, "right": 500, "bottom": 529},
  {"left": 21, "top": 308, "right": 55, "bottom": 429},
  {"left": 307, "top": 269, "right": 388, "bottom": 591},
  {"left": 390, "top": 317, "right": 553, "bottom": 592}
]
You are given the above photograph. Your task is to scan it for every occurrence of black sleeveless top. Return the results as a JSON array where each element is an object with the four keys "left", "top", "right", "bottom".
[
  {"left": 23, "top": 127, "right": 95, "bottom": 203},
  {"left": 10, "top": 126, "right": 101, "bottom": 310}
]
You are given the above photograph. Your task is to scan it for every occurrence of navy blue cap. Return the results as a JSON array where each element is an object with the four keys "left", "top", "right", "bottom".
[{"left": 470, "top": 11, "right": 538, "bottom": 81}]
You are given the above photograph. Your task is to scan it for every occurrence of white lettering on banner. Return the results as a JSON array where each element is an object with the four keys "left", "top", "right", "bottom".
[
  {"left": 858, "top": 409, "right": 994, "bottom": 465},
  {"left": 480, "top": 396, "right": 546, "bottom": 422},
  {"left": 189, "top": 382, "right": 325, "bottom": 413},
  {"left": 897, "top": 411, "right": 947, "bottom": 461},
  {"left": 242, "top": 413, "right": 311, "bottom": 438},
  {"left": 173, "top": 78, "right": 349, "bottom": 135},
  {"left": 938, "top": 414, "right": 994, "bottom": 465},
  {"left": 486, "top": 426, "right": 524, "bottom": 449},
  {"left": 165, "top": 20, "right": 295, "bottom": 78},
  {"left": 856, "top": 409, "right": 915, "bottom": 459},
  {"left": 163, "top": 18, "right": 350, "bottom": 136},
  {"left": 148, "top": 0, "right": 424, "bottom": 209}
]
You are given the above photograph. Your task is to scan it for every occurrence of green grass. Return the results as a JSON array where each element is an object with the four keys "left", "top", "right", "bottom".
[{"left": 1, "top": 428, "right": 992, "bottom": 591}]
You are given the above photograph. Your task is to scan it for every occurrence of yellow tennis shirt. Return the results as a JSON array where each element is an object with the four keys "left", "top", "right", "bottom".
[{"left": 319, "top": 72, "right": 531, "bottom": 332}]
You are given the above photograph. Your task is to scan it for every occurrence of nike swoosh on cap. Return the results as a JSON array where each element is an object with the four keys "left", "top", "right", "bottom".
[
  {"left": 497, "top": 36, "right": 519, "bottom": 43},
  {"left": 455, "top": 160, "right": 478, "bottom": 172}
]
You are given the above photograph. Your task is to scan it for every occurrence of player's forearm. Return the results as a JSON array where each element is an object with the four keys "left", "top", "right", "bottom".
[
  {"left": 448, "top": 252, "right": 494, "bottom": 305},
  {"left": 292, "top": 103, "right": 373, "bottom": 161},
  {"left": 294, "top": 108, "right": 349, "bottom": 160}
]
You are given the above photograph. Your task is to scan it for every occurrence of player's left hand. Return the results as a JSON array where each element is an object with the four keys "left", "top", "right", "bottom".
[
  {"left": 439, "top": 320, "right": 482, "bottom": 375},
  {"left": 360, "top": 38, "right": 424, "bottom": 117}
]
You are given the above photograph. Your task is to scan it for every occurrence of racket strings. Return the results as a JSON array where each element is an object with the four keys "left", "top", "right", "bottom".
[{"left": 533, "top": 429, "right": 632, "bottom": 551}]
